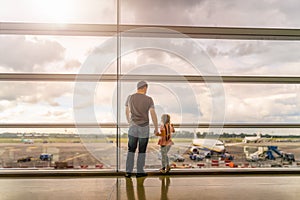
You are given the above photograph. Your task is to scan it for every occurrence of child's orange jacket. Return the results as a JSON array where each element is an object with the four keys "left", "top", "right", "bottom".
[{"left": 157, "top": 123, "right": 175, "bottom": 146}]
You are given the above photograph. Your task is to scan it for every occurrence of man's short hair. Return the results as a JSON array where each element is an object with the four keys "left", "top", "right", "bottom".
[{"left": 137, "top": 81, "right": 148, "bottom": 89}]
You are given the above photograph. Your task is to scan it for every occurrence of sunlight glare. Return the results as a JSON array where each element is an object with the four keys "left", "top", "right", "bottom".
[{"left": 34, "top": 0, "right": 75, "bottom": 23}]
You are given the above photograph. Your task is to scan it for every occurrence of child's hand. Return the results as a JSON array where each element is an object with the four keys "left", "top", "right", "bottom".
[{"left": 155, "top": 132, "right": 160, "bottom": 136}]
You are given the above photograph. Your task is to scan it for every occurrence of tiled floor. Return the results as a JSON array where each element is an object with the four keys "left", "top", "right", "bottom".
[{"left": 0, "top": 174, "right": 300, "bottom": 200}]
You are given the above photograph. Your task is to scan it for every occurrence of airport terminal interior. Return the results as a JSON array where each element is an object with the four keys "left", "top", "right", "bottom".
[{"left": 1, "top": 0, "right": 300, "bottom": 199}]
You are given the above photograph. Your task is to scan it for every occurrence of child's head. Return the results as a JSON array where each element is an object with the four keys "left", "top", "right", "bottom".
[{"left": 161, "top": 114, "right": 170, "bottom": 124}]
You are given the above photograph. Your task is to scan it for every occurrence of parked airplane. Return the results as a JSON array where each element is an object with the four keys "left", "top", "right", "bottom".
[
  {"left": 187, "top": 137, "right": 235, "bottom": 161},
  {"left": 188, "top": 130, "right": 226, "bottom": 153},
  {"left": 243, "top": 133, "right": 262, "bottom": 143},
  {"left": 21, "top": 138, "right": 34, "bottom": 144},
  {"left": 190, "top": 138, "right": 225, "bottom": 153}
]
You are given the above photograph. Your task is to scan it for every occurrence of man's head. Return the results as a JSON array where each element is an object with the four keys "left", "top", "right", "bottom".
[
  {"left": 137, "top": 80, "right": 148, "bottom": 89},
  {"left": 136, "top": 81, "right": 148, "bottom": 94}
]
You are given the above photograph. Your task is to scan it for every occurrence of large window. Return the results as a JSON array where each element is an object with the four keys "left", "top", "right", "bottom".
[{"left": 1, "top": 0, "right": 300, "bottom": 172}]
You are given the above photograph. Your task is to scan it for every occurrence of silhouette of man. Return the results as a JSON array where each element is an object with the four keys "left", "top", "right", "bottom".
[{"left": 125, "top": 81, "right": 158, "bottom": 178}]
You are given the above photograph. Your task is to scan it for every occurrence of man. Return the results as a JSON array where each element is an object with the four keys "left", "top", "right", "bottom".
[{"left": 125, "top": 81, "right": 158, "bottom": 178}]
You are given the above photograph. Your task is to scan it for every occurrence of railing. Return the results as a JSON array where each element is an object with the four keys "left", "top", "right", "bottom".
[
  {"left": 1, "top": 123, "right": 300, "bottom": 128},
  {"left": 0, "top": 73, "right": 300, "bottom": 84},
  {"left": 1, "top": 22, "right": 300, "bottom": 40}
]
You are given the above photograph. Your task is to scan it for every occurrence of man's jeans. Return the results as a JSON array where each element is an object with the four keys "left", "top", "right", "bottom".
[{"left": 126, "top": 125, "right": 149, "bottom": 173}]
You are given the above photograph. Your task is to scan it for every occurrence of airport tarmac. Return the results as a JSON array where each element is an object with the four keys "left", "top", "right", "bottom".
[
  {"left": 2, "top": 141, "right": 300, "bottom": 169},
  {"left": 1, "top": 174, "right": 300, "bottom": 200}
]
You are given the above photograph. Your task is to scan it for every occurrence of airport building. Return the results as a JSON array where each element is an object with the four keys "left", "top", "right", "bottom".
[{"left": 1, "top": 1, "right": 300, "bottom": 199}]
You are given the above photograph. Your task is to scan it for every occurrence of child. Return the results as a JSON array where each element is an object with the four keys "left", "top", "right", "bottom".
[{"left": 156, "top": 114, "right": 175, "bottom": 173}]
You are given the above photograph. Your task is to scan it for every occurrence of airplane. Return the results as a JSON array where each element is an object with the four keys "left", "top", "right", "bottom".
[
  {"left": 21, "top": 138, "right": 34, "bottom": 144},
  {"left": 155, "top": 131, "right": 228, "bottom": 162},
  {"left": 243, "top": 133, "right": 262, "bottom": 143},
  {"left": 190, "top": 138, "right": 225, "bottom": 153},
  {"left": 187, "top": 137, "right": 234, "bottom": 161},
  {"left": 185, "top": 130, "right": 226, "bottom": 153},
  {"left": 242, "top": 133, "right": 272, "bottom": 143}
]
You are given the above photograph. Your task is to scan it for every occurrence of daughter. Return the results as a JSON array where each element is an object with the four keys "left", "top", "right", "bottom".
[{"left": 156, "top": 114, "right": 175, "bottom": 173}]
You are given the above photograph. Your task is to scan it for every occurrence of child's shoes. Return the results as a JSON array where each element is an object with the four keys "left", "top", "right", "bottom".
[
  {"left": 166, "top": 165, "right": 171, "bottom": 173},
  {"left": 159, "top": 167, "right": 166, "bottom": 173}
]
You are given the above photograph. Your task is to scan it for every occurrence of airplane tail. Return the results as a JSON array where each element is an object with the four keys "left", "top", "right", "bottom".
[
  {"left": 257, "top": 132, "right": 262, "bottom": 138},
  {"left": 193, "top": 129, "right": 198, "bottom": 139}
]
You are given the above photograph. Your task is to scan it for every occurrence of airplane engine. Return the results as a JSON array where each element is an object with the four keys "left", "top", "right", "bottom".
[{"left": 189, "top": 146, "right": 199, "bottom": 154}]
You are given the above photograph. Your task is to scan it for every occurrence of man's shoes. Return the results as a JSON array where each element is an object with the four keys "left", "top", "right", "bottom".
[
  {"left": 136, "top": 173, "right": 148, "bottom": 178},
  {"left": 125, "top": 172, "right": 148, "bottom": 178},
  {"left": 125, "top": 173, "right": 132, "bottom": 178}
]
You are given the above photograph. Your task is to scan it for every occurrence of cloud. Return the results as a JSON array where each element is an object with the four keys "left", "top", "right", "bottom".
[
  {"left": 0, "top": 100, "right": 16, "bottom": 112},
  {"left": 122, "top": 0, "right": 300, "bottom": 27},
  {"left": 122, "top": 0, "right": 200, "bottom": 25},
  {"left": 203, "top": 40, "right": 300, "bottom": 76},
  {"left": 0, "top": 82, "right": 72, "bottom": 106},
  {"left": 224, "top": 84, "right": 300, "bottom": 122},
  {"left": 64, "top": 59, "right": 81, "bottom": 70},
  {"left": 0, "top": 36, "right": 65, "bottom": 72},
  {"left": 0, "top": 82, "right": 74, "bottom": 122},
  {"left": 43, "top": 110, "right": 70, "bottom": 118}
]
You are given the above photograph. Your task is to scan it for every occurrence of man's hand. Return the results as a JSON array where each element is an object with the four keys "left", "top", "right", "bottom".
[
  {"left": 154, "top": 127, "right": 159, "bottom": 135},
  {"left": 150, "top": 107, "right": 159, "bottom": 135}
]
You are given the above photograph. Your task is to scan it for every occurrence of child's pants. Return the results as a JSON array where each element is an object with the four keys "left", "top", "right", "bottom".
[{"left": 161, "top": 145, "right": 171, "bottom": 168}]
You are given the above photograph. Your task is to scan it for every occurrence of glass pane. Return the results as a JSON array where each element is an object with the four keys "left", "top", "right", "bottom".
[
  {"left": 120, "top": 127, "right": 300, "bottom": 170},
  {"left": 120, "top": 83, "right": 300, "bottom": 125},
  {"left": 1, "top": 126, "right": 299, "bottom": 170},
  {"left": 0, "top": 0, "right": 116, "bottom": 24},
  {"left": 119, "top": 35, "right": 300, "bottom": 76},
  {"left": 121, "top": 0, "right": 300, "bottom": 28},
  {"left": 199, "top": 39, "right": 300, "bottom": 76},
  {"left": 0, "top": 81, "right": 115, "bottom": 123},
  {"left": 224, "top": 84, "right": 300, "bottom": 123},
  {"left": 0, "top": 82, "right": 73, "bottom": 123},
  {"left": 0, "top": 128, "right": 117, "bottom": 170},
  {"left": 0, "top": 35, "right": 114, "bottom": 74}
]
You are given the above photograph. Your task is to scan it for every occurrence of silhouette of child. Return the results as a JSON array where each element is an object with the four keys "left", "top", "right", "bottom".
[{"left": 156, "top": 114, "right": 175, "bottom": 173}]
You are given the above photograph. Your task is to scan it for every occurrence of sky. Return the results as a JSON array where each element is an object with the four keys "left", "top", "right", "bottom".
[{"left": 1, "top": 0, "right": 300, "bottom": 135}]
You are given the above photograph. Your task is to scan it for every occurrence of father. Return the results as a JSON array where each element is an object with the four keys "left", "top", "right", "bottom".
[{"left": 125, "top": 80, "right": 158, "bottom": 178}]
